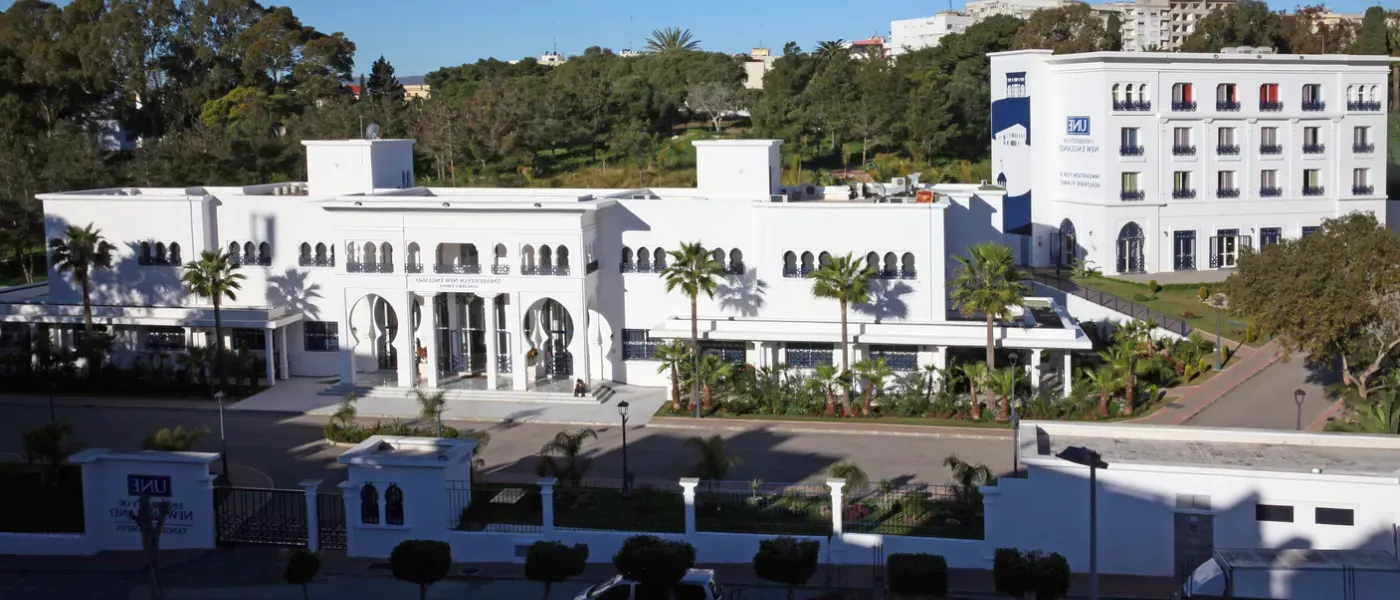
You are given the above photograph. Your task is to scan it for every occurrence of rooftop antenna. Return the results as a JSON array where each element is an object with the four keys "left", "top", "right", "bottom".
[{"left": 358, "top": 115, "right": 364, "bottom": 139}]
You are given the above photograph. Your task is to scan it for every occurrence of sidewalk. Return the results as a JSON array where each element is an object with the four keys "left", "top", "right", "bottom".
[
  {"left": 648, "top": 417, "right": 1013, "bottom": 440},
  {"left": 1132, "top": 339, "right": 1281, "bottom": 425}
]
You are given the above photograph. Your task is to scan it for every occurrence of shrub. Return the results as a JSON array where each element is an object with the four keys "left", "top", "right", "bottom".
[
  {"left": 1029, "top": 551, "right": 1072, "bottom": 600},
  {"left": 753, "top": 536, "right": 821, "bottom": 600},
  {"left": 390, "top": 539, "right": 452, "bottom": 600},
  {"left": 887, "top": 553, "right": 949, "bottom": 597},
  {"left": 993, "top": 548, "right": 1030, "bottom": 598},
  {"left": 1197, "top": 286, "right": 1209, "bottom": 301},
  {"left": 283, "top": 548, "right": 321, "bottom": 600},
  {"left": 525, "top": 541, "right": 589, "bottom": 600},
  {"left": 142, "top": 426, "right": 208, "bottom": 451},
  {"left": 1147, "top": 279, "right": 1161, "bottom": 294},
  {"left": 1130, "top": 293, "right": 1151, "bottom": 302},
  {"left": 612, "top": 535, "right": 696, "bottom": 600},
  {"left": 324, "top": 420, "right": 461, "bottom": 444}
]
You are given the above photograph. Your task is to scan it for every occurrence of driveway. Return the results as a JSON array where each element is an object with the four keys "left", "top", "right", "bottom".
[{"left": 1182, "top": 352, "right": 1340, "bottom": 430}]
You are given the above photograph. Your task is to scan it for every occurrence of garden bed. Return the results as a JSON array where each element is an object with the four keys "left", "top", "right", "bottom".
[
  {"left": 0, "top": 463, "right": 85, "bottom": 534},
  {"left": 457, "top": 482, "right": 685, "bottom": 534},
  {"left": 695, "top": 483, "right": 833, "bottom": 536},
  {"left": 1072, "top": 275, "right": 1255, "bottom": 344}
]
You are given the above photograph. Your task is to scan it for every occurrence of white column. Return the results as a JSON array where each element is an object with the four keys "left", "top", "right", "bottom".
[
  {"left": 278, "top": 326, "right": 289, "bottom": 380},
  {"left": 396, "top": 292, "right": 415, "bottom": 387},
  {"left": 568, "top": 299, "right": 588, "bottom": 385},
  {"left": 827, "top": 478, "right": 846, "bottom": 537},
  {"left": 300, "top": 479, "right": 321, "bottom": 552},
  {"left": 930, "top": 345, "right": 948, "bottom": 390},
  {"left": 337, "top": 480, "right": 359, "bottom": 554},
  {"left": 1063, "top": 350, "right": 1073, "bottom": 399},
  {"left": 339, "top": 322, "right": 355, "bottom": 386},
  {"left": 508, "top": 294, "right": 526, "bottom": 391},
  {"left": 28, "top": 323, "right": 39, "bottom": 371},
  {"left": 423, "top": 293, "right": 440, "bottom": 388},
  {"left": 679, "top": 478, "right": 699, "bottom": 535},
  {"left": 538, "top": 478, "right": 556, "bottom": 536},
  {"left": 1030, "top": 349, "right": 1043, "bottom": 392},
  {"left": 263, "top": 329, "right": 276, "bottom": 387},
  {"left": 485, "top": 294, "right": 498, "bottom": 390},
  {"left": 746, "top": 341, "right": 762, "bottom": 369},
  {"left": 446, "top": 293, "right": 460, "bottom": 374}
]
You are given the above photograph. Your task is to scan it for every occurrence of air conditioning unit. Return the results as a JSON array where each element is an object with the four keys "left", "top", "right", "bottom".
[{"left": 770, "top": 194, "right": 788, "bottom": 203}]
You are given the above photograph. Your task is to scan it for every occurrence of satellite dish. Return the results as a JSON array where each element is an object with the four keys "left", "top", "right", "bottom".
[{"left": 365, "top": 123, "right": 381, "bottom": 140}]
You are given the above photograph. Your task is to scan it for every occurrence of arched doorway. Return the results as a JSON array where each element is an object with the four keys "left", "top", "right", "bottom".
[
  {"left": 1054, "top": 219, "right": 1077, "bottom": 267},
  {"left": 435, "top": 294, "right": 487, "bottom": 378},
  {"left": 524, "top": 298, "right": 574, "bottom": 382},
  {"left": 1116, "top": 222, "right": 1145, "bottom": 274},
  {"left": 348, "top": 294, "right": 401, "bottom": 378}
]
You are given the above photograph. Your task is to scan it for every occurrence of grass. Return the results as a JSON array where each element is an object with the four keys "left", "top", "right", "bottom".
[
  {"left": 459, "top": 483, "right": 685, "bottom": 534},
  {"left": 0, "top": 463, "right": 85, "bottom": 534},
  {"left": 1071, "top": 274, "right": 1254, "bottom": 344}
]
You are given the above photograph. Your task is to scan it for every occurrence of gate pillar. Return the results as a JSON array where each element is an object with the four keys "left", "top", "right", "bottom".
[{"left": 300, "top": 479, "right": 322, "bottom": 552}]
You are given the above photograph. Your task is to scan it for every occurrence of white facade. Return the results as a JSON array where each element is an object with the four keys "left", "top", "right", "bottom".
[
  {"left": 1, "top": 138, "right": 1092, "bottom": 394},
  {"left": 889, "top": 12, "right": 977, "bottom": 56},
  {"left": 991, "top": 49, "right": 1395, "bottom": 276},
  {"left": 965, "top": 0, "right": 1081, "bottom": 21}
]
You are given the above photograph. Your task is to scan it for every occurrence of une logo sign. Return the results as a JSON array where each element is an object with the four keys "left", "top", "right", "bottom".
[
  {"left": 1066, "top": 117, "right": 1091, "bottom": 136},
  {"left": 127, "top": 474, "right": 172, "bottom": 498}
]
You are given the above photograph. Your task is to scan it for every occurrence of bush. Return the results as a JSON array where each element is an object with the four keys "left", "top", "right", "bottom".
[
  {"left": 1147, "top": 279, "right": 1161, "bottom": 294},
  {"left": 1197, "top": 286, "right": 1209, "bottom": 301},
  {"left": 1029, "top": 551, "right": 1071, "bottom": 600},
  {"left": 993, "top": 548, "right": 1030, "bottom": 598},
  {"left": 613, "top": 535, "right": 696, "bottom": 600},
  {"left": 525, "top": 541, "right": 589, "bottom": 600},
  {"left": 283, "top": 548, "right": 321, "bottom": 599},
  {"left": 324, "top": 420, "right": 461, "bottom": 444},
  {"left": 390, "top": 539, "right": 452, "bottom": 600},
  {"left": 887, "top": 553, "right": 949, "bottom": 597},
  {"left": 753, "top": 536, "right": 820, "bottom": 600},
  {"left": 1130, "top": 293, "right": 1151, "bottom": 302},
  {"left": 142, "top": 426, "right": 208, "bottom": 451}
]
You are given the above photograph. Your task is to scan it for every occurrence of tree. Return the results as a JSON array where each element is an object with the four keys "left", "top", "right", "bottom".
[
  {"left": 1224, "top": 213, "right": 1400, "bottom": 402},
  {"left": 853, "top": 357, "right": 893, "bottom": 416},
  {"left": 752, "top": 536, "right": 820, "bottom": 600},
  {"left": 809, "top": 362, "right": 842, "bottom": 415},
  {"left": 685, "top": 434, "right": 741, "bottom": 480},
  {"left": 1181, "top": 0, "right": 1285, "bottom": 53},
  {"left": 984, "top": 367, "right": 1017, "bottom": 422},
  {"left": 815, "top": 40, "right": 848, "bottom": 60},
  {"left": 959, "top": 362, "right": 988, "bottom": 420},
  {"left": 944, "top": 454, "right": 994, "bottom": 522},
  {"left": 390, "top": 539, "right": 452, "bottom": 600},
  {"left": 1100, "top": 341, "right": 1145, "bottom": 415},
  {"left": 1012, "top": 4, "right": 1109, "bottom": 54},
  {"left": 824, "top": 461, "right": 869, "bottom": 490},
  {"left": 950, "top": 243, "right": 1029, "bottom": 371},
  {"left": 644, "top": 27, "right": 700, "bottom": 53},
  {"left": 686, "top": 353, "right": 733, "bottom": 410},
  {"left": 612, "top": 535, "right": 696, "bottom": 598},
  {"left": 142, "top": 426, "right": 208, "bottom": 451},
  {"left": 1105, "top": 12, "right": 1124, "bottom": 51},
  {"left": 653, "top": 340, "right": 690, "bottom": 412},
  {"left": 810, "top": 253, "right": 873, "bottom": 416},
  {"left": 1353, "top": 7, "right": 1392, "bottom": 55},
  {"left": 1081, "top": 365, "right": 1123, "bottom": 417},
  {"left": 129, "top": 495, "right": 173, "bottom": 600},
  {"left": 366, "top": 55, "right": 405, "bottom": 105},
  {"left": 525, "top": 541, "right": 589, "bottom": 600},
  {"left": 411, "top": 388, "right": 447, "bottom": 436},
  {"left": 685, "top": 81, "right": 736, "bottom": 132},
  {"left": 180, "top": 250, "right": 246, "bottom": 396},
  {"left": 283, "top": 548, "right": 321, "bottom": 600},
  {"left": 49, "top": 223, "right": 116, "bottom": 332},
  {"left": 536, "top": 428, "right": 598, "bottom": 487},
  {"left": 21, "top": 420, "right": 80, "bottom": 487},
  {"left": 661, "top": 242, "right": 725, "bottom": 412}
]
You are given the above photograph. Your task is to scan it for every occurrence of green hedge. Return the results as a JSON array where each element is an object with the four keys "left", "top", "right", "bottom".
[
  {"left": 887, "top": 553, "right": 948, "bottom": 596},
  {"left": 324, "top": 420, "right": 460, "bottom": 443}
]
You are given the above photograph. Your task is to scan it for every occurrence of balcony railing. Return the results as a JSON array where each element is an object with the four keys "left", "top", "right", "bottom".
[
  {"left": 405, "top": 263, "right": 424, "bottom": 274},
  {"left": 1171, "top": 100, "right": 1197, "bottom": 111},
  {"left": 725, "top": 262, "right": 746, "bottom": 275},
  {"left": 1260, "top": 101, "right": 1283, "bottom": 111},
  {"left": 1260, "top": 186, "right": 1283, "bottom": 197},
  {"left": 1113, "top": 100, "right": 1152, "bottom": 112},
  {"left": 1353, "top": 185, "right": 1375, "bottom": 195},
  {"left": 347, "top": 262, "right": 393, "bottom": 273},
  {"left": 1119, "top": 145, "right": 1145, "bottom": 157},
  {"left": 1353, "top": 143, "right": 1375, "bottom": 154},
  {"left": 1216, "top": 144, "right": 1240, "bottom": 156},
  {"left": 1259, "top": 144, "right": 1283, "bottom": 155},
  {"left": 1172, "top": 144, "right": 1196, "bottom": 156},
  {"left": 620, "top": 263, "right": 661, "bottom": 273},
  {"left": 1301, "top": 100, "right": 1325, "bottom": 112},
  {"left": 1121, "top": 190, "right": 1145, "bottom": 201},
  {"left": 521, "top": 265, "right": 571, "bottom": 276},
  {"left": 298, "top": 257, "right": 335, "bottom": 267},
  {"left": 1172, "top": 189, "right": 1197, "bottom": 199},
  {"left": 1217, "top": 188, "right": 1240, "bottom": 199},
  {"left": 782, "top": 267, "right": 802, "bottom": 278},
  {"left": 436, "top": 264, "right": 482, "bottom": 274},
  {"left": 1216, "top": 100, "right": 1241, "bottom": 111},
  {"left": 585, "top": 259, "right": 599, "bottom": 274},
  {"left": 1302, "top": 186, "right": 1325, "bottom": 197},
  {"left": 1346, "top": 101, "right": 1381, "bottom": 112},
  {"left": 491, "top": 265, "right": 511, "bottom": 275},
  {"left": 1302, "top": 143, "right": 1325, "bottom": 154}
]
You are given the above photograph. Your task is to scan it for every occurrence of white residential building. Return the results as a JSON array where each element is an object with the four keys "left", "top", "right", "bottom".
[
  {"left": 991, "top": 49, "right": 1395, "bottom": 276},
  {"left": 889, "top": 11, "right": 978, "bottom": 56},
  {"left": 964, "top": 0, "right": 1081, "bottom": 21},
  {"left": 741, "top": 48, "right": 777, "bottom": 90},
  {"left": 1094, "top": 0, "right": 1236, "bottom": 51},
  {"left": 0, "top": 138, "right": 1093, "bottom": 395}
]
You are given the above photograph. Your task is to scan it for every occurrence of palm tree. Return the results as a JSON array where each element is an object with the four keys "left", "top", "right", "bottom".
[
  {"left": 181, "top": 250, "right": 246, "bottom": 396},
  {"left": 1081, "top": 365, "right": 1122, "bottom": 417},
  {"left": 537, "top": 428, "right": 598, "bottom": 487},
  {"left": 943, "top": 454, "right": 995, "bottom": 519},
  {"left": 20, "top": 420, "right": 81, "bottom": 487},
  {"left": 1333, "top": 389, "right": 1400, "bottom": 434},
  {"left": 48, "top": 223, "right": 116, "bottom": 332},
  {"left": 958, "top": 362, "right": 988, "bottom": 420},
  {"left": 808, "top": 362, "right": 842, "bottom": 415},
  {"left": 1119, "top": 319, "right": 1154, "bottom": 355},
  {"left": 687, "top": 353, "right": 733, "bottom": 411},
  {"left": 644, "top": 27, "right": 700, "bottom": 53},
  {"left": 661, "top": 242, "right": 725, "bottom": 412},
  {"left": 815, "top": 40, "right": 847, "bottom": 59},
  {"left": 950, "top": 242, "right": 1029, "bottom": 371},
  {"left": 810, "top": 253, "right": 873, "bottom": 416},
  {"left": 984, "top": 367, "right": 1017, "bottom": 422},
  {"left": 685, "top": 434, "right": 741, "bottom": 480},
  {"left": 853, "top": 357, "right": 893, "bottom": 416},
  {"left": 411, "top": 388, "right": 447, "bottom": 436},
  {"left": 652, "top": 340, "right": 690, "bottom": 412},
  {"left": 332, "top": 393, "right": 359, "bottom": 429},
  {"left": 1101, "top": 341, "right": 1144, "bottom": 415}
]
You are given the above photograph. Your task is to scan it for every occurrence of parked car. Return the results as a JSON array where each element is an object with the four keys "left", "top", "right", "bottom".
[{"left": 575, "top": 569, "right": 723, "bottom": 600}]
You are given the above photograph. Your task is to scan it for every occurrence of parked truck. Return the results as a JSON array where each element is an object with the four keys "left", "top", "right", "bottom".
[{"left": 1179, "top": 548, "right": 1400, "bottom": 599}]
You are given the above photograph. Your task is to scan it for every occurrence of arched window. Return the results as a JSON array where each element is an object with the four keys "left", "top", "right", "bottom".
[
  {"left": 228, "top": 242, "right": 240, "bottom": 259},
  {"left": 314, "top": 243, "right": 327, "bottom": 262},
  {"left": 728, "top": 249, "right": 743, "bottom": 273},
  {"left": 1112, "top": 83, "right": 1121, "bottom": 103},
  {"left": 883, "top": 252, "right": 897, "bottom": 277},
  {"left": 1138, "top": 84, "right": 1150, "bottom": 102},
  {"left": 155, "top": 242, "right": 166, "bottom": 263},
  {"left": 621, "top": 246, "right": 634, "bottom": 271},
  {"left": 711, "top": 248, "right": 725, "bottom": 266},
  {"left": 243, "top": 242, "right": 255, "bottom": 263},
  {"left": 1347, "top": 85, "right": 1356, "bottom": 102},
  {"left": 1370, "top": 85, "right": 1380, "bottom": 102},
  {"left": 363, "top": 242, "right": 377, "bottom": 267},
  {"left": 299, "top": 242, "right": 312, "bottom": 264},
  {"left": 346, "top": 241, "right": 358, "bottom": 263},
  {"left": 556, "top": 246, "right": 570, "bottom": 272},
  {"left": 384, "top": 483, "right": 404, "bottom": 525},
  {"left": 168, "top": 242, "right": 181, "bottom": 265},
  {"left": 653, "top": 247, "right": 666, "bottom": 270},
  {"left": 463, "top": 243, "right": 479, "bottom": 268},
  {"left": 360, "top": 483, "right": 380, "bottom": 524},
  {"left": 406, "top": 242, "right": 420, "bottom": 265},
  {"left": 865, "top": 252, "right": 879, "bottom": 273},
  {"left": 539, "top": 245, "right": 553, "bottom": 270},
  {"left": 140, "top": 242, "right": 152, "bottom": 264},
  {"left": 1116, "top": 222, "right": 1145, "bottom": 274},
  {"left": 901, "top": 252, "right": 915, "bottom": 279},
  {"left": 378, "top": 242, "right": 392, "bottom": 269},
  {"left": 637, "top": 247, "right": 651, "bottom": 271},
  {"left": 258, "top": 242, "right": 272, "bottom": 265},
  {"left": 521, "top": 244, "right": 536, "bottom": 272},
  {"left": 493, "top": 243, "right": 507, "bottom": 267},
  {"left": 800, "top": 251, "right": 814, "bottom": 275},
  {"left": 783, "top": 251, "right": 797, "bottom": 277},
  {"left": 818, "top": 251, "right": 831, "bottom": 267}
]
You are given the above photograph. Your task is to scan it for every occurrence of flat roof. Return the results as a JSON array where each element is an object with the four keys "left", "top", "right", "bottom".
[
  {"left": 1021, "top": 421, "right": 1400, "bottom": 478},
  {"left": 1215, "top": 549, "right": 1400, "bottom": 571},
  {"left": 989, "top": 48, "right": 1400, "bottom": 66}
]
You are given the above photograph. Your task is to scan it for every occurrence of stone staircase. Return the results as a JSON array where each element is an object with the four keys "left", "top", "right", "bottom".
[{"left": 322, "top": 380, "right": 616, "bottom": 405}]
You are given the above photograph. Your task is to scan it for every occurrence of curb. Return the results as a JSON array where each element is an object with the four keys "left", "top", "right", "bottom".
[
  {"left": 1306, "top": 398, "right": 1347, "bottom": 432},
  {"left": 644, "top": 418, "right": 1013, "bottom": 440},
  {"left": 1172, "top": 345, "right": 1283, "bottom": 425}
]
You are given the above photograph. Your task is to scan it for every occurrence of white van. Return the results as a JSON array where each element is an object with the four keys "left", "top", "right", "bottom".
[{"left": 575, "top": 569, "right": 724, "bottom": 600}]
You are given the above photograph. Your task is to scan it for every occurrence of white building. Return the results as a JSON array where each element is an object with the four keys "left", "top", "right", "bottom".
[
  {"left": 965, "top": 0, "right": 1082, "bottom": 21},
  {"left": 991, "top": 49, "right": 1395, "bottom": 276},
  {"left": 1093, "top": 0, "right": 1236, "bottom": 51},
  {"left": 889, "top": 11, "right": 977, "bottom": 56},
  {"left": 741, "top": 48, "right": 777, "bottom": 90},
  {"left": 0, "top": 138, "right": 1094, "bottom": 396}
]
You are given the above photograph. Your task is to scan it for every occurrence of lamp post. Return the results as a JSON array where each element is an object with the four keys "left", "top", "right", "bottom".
[
  {"left": 692, "top": 350, "right": 701, "bottom": 419},
  {"left": 1056, "top": 445, "right": 1109, "bottom": 600},
  {"left": 215, "top": 390, "right": 230, "bottom": 478},
  {"left": 1203, "top": 293, "right": 1229, "bottom": 371},
  {"left": 1009, "top": 353, "right": 1020, "bottom": 478},
  {"left": 618, "top": 400, "right": 631, "bottom": 494},
  {"left": 1293, "top": 389, "right": 1306, "bottom": 431}
]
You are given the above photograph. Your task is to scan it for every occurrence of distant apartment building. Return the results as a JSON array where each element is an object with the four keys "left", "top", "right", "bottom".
[
  {"left": 539, "top": 51, "right": 567, "bottom": 66},
  {"left": 618, "top": 48, "right": 645, "bottom": 58},
  {"left": 965, "top": 0, "right": 1081, "bottom": 21},
  {"left": 400, "top": 76, "right": 430, "bottom": 100},
  {"left": 889, "top": 11, "right": 977, "bottom": 56},
  {"left": 846, "top": 36, "right": 888, "bottom": 59},
  {"left": 1095, "top": 0, "right": 1235, "bottom": 51},
  {"left": 741, "top": 48, "right": 778, "bottom": 90}
]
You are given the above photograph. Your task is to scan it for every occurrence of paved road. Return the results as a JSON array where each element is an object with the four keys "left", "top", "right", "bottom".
[
  {"left": 1183, "top": 352, "right": 1340, "bottom": 430},
  {"left": 0, "top": 403, "right": 1014, "bottom": 488}
]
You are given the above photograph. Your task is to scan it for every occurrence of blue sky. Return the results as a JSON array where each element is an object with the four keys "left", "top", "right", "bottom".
[{"left": 2, "top": 0, "right": 1390, "bottom": 76}]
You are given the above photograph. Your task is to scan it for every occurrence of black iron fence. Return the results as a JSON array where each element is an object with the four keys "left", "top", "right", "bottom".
[
  {"left": 555, "top": 479, "right": 684, "bottom": 534},
  {"left": 317, "top": 492, "right": 346, "bottom": 551},
  {"left": 694, "top": 481, "right": 832, "bottom": 536},
  {"left": 843, "top": 484, "right": 983, "bottom": 540},
  {"left": 455, "top": 481, "right": 542, "bottom": 533},
  {"left": 1027, "top": 269, "right": 1192, "bottom": 337},
  {"left": 213, "top": 486, "right": 308, "bottom": 548}
]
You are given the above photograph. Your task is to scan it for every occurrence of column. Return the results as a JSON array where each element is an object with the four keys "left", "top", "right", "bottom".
[
  {"left": 300, "top": 479, "right": 321, "bottom": 552},
  {"left": 1063, "top": 351, "right": 1073, "bottom": 399},
  {"left": 508, "top": 294, "right": 526, "bottom": 391},
  {"left": 263, "top": 329, "right": 276, "bottom": 387},
  {"left": 679, "top": 478, "right": 699, "bottom": 535},
  {"left": 746, "top": 341, "right": 762, "bottom": 369},
  {"left": 568, "top": 299, "right": 588, "bottom": 386},
  {"left": 28, "top": 323, "right": 39, "bottom": 372},
  {"left": 931, "top": 345, "right": 948, "bottom": 391},
  {"left": 396, "top": 292, "right": 415, "bottom": 387},
  {"left": 485, "top": 294, "right": 498, "bottom": 390},
  {"left": 423, "top": 293, "right": 440, "bottom": 388},
  {"left": 827, "top": 478, "right": 846, "bottom": 538},
  {"left": 446, "top": 293, "right": 460, "bottom": 374},
  {"left": 278, "top": 327, "right": 289, "bottom": 380},
  {"left": 1030, "top": 349, "right": 1043, "bottom": 393},
  {"left": 337, "top": 480, "right": 359, "bottom": 555},
  {"left": 537, "top": 478, "right": 556, "bottom": 536}
]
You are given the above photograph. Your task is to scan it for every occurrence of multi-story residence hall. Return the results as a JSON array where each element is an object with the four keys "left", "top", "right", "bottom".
[
  {"left": 992, "top": 48, "right": 1395, "bottom": 276},
  {"left": 0, "top": 139, "right": 1092, "bottom": 393}
]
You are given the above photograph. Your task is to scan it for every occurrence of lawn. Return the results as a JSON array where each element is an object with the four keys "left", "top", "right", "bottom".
[
  {"left": 1071, "top": 275, "right": 1253, "bottom": 344},
  {"left": 0, "top": 463, "right": 85, "bottom": 534}
]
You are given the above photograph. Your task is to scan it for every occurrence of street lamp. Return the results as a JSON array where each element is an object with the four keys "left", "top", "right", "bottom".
[
  {"left": 618, "top": 400, "right": 631, "bottom": 494},
  {"left": 1293, "top": 389, "right": 1306, "bottom": 431},
  {"left": 692, "top": 349, "right": 702, "bottom": 419},
  {"left": 1056, "top": 445, "right": 1108, "bottom": 600},
  {"left": 1203, "top": 293, "right": 1229, "bottom": 371},
  {"left": 214, "top": 390, "right": 230, "bottom": 478},
  {"left": 1009, "top": 353, "right": 1020, "bottom": 478}
]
